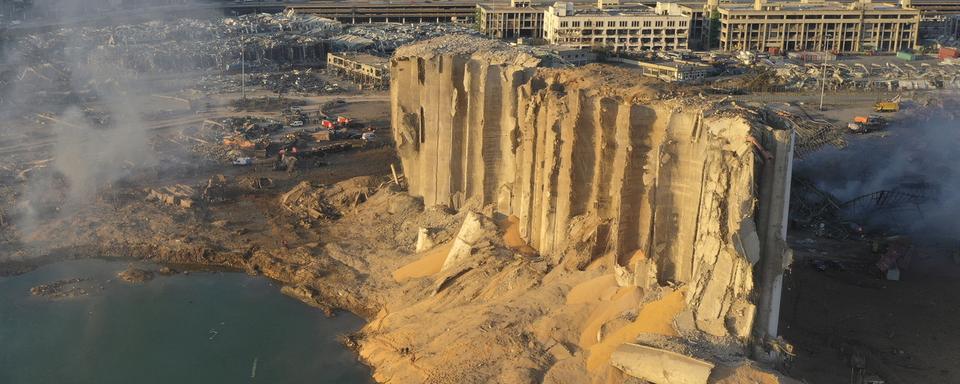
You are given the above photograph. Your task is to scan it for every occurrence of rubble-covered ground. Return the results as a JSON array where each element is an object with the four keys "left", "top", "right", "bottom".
[
  {"left": 708, "top": 52, "right": 960, "bottom": 93},
  {"left": 769, "top": 92, "right": 960, "bottom": 383},
  {"left": 7, "top": 12, "right": 478, "bottom": 76},
  {"left": 4, "top": 6, "right": 960, "bottom": 384}
]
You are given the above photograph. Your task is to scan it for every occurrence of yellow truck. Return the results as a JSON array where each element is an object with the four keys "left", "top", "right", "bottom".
[{"left": 874, "top": 101, "right": 900, "bottom": 112}]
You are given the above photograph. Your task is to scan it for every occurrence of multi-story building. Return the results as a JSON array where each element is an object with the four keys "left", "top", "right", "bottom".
[
  {"left": 714, "top": 0, "right": 921, "bottom": 53},
  {"left": 477, "top": 0, "right": 548, "bottom": 39},
  {"left": 543, "top": 0, "right": 694, "bottom": 51},
  {"left": 326, "top": 52, "right": 389, "bottom": 89}
]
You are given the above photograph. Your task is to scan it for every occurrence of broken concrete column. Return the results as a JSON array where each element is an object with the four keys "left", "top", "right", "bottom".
[
  {"left": 752, "top": 128, "right": 795, "bottom": 359},
  {"left": 415, "top": 227, "right": 435, "bottom": 253},
  {"left": 441, "top": 211, "right": 497, "bottom": 272},
  {"left": 610, "top": 343, "right": 714, "bottom": 384}
]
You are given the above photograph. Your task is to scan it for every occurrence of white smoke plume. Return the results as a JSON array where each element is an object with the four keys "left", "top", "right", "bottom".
[
  {"left": 0, "top": 0, "right": 221, "bottom": 251},
  {"left": 796, "top": 103, "right": 960, "bottom": 239}
]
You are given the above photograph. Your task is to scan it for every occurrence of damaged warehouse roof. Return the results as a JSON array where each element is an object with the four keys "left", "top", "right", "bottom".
[{"left": 11, "top": 12, "right": 479, "bottom": 75}]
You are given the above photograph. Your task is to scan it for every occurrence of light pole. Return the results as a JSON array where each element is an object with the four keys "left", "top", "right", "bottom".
[
  {"left": 818, "top": 33, "right": 833, "bottom": 111},
  {"left": 818, "top": 53, "right": 827, "bottom": 111},
  {"left": 240, "top": 40, "right": 246, "bottom": 100}
]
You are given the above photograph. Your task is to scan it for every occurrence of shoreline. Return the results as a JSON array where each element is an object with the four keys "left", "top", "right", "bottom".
[
  {"left": 0, "top": 240, "right": 380, "bottom": 315},
  {"left": 2, "top": 250, "right": 381, "bottom": 376}
]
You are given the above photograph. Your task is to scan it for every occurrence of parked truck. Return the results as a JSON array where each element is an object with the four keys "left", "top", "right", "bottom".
[
  {"left": 849, "top": 115, "right": 886, "bottom": 133},
  {"left": 874, "top": 101, "right": 899, "bottom": 112}
]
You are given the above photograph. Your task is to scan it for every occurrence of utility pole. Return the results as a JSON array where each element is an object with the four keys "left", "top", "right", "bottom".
[
  {"left": 819, "top": 34, "right": 832, "bottom": 111},
  {"left": 818, "top": 56, "right": 826, "bottom": 110},
  {"left": 240, "top": 41, "right": 246, "bottom": 100}
]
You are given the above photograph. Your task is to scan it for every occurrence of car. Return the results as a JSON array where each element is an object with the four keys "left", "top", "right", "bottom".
[{"left": 290, "top": 120, "right": 304, "bottom": 127}]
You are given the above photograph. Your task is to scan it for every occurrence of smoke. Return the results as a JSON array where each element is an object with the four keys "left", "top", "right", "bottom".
[
  {"left": 795, "top": 101, "right": 960, "bottom": 239},
  {"left": 0, "top": 0, "right": 221, "bottom": 250}
]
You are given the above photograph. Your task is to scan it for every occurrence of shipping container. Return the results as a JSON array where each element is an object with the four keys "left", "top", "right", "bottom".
[
  {"left": 939, "top": 47, "right": 959, "bottom": 60},
  {"left": 896, "top": 51, "right": 916, "bottom": 61}
]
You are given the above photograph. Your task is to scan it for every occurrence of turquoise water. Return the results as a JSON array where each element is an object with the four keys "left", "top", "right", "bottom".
[{"left": 0, "top": 259, "right": 373, "bottom": 384}]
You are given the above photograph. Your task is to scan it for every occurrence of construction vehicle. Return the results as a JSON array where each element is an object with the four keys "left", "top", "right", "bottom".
[
  {"left": 848, "top": 115, "right": 885, "bottom": 133},
  {"left": 874, "top": 101, "right": 899, "bottom": 112},
  {"left": 874, "top": 95, "right": 900, "bottom": 113}
]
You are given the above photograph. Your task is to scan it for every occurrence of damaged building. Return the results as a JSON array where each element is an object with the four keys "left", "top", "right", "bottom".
[
  {"left": 326, "top": 52, "right": 389, "bottom": 89},
  {"left": 387, "top": 35, "right": 796, "bottom": 378}
]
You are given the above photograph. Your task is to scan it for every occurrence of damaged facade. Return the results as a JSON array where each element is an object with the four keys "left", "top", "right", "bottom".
[
  {"left": 390, "top": 35, "right": 795, "bottom": 373},
  {"left": 326, "top": 52, "right": 389, "bottom": 89}
]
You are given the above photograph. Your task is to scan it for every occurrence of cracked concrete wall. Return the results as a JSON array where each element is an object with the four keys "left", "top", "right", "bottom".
[{"left": 391, "top": 36, "right": 793, "bottom": 341}]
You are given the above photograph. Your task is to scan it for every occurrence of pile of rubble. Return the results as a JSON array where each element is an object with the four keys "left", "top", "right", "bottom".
[
  {"left": 146, "top": 184, "right": 198, "bottom": 209},
  {"left": 249, "top": 69, "right": 342, "bottom": 94},
  {"left": 331, "top": 23, "right": 480, "bottom": 53},
  {"left": 737, "top": 56, "right": 960, "bottom": 91},
  {"left": 765, "top": 107, "right": 846, "bottom": 157},
  {"left": 279, "top": 177, "right": 381, "bottom": 221},
  {"left": 145, "top": 174, "right": 243, "bottom": 209},
  {"left": 12, "top": 12, "right": 482, "bottom": 78}
]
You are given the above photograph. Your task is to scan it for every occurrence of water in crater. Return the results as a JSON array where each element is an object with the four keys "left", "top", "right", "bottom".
[{"left": 0, "top": 259, "right": 372, "bottom": 384}]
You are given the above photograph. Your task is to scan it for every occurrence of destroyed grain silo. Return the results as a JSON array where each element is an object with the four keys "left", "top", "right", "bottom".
[{"left": 384, "top": 35, "right": 796, "bottom": 378}]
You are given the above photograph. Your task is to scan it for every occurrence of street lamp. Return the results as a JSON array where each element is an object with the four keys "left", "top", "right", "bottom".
[
  {"left": 240, "top": 40, "right": 246, "bottom": 100},
  {"left": 819, "top": 33, "right": 833, "bottom": 111}
]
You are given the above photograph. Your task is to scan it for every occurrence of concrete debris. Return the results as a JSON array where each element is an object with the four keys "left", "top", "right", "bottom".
[
  {"left": 332, "top": 23, "right": 480, "bottom": 54},
  {"left": 766, "top": 108, "right": 845, "bottom": 158},
  {"left": 710, "top": 51, "right": 960, "bottom": 92},
  {"left": 415, "top": 227, "right": 435, "bottom": 253},
  {"left": 610, "top": 343, "right": 714, "bottom": 384},
  {"left": 440, "top": 211, "right": 499, "bottom": 272},
  {"left": 279, "top": 176, "right": 381, "bottom": 221},
  {"left": 146, "top": 184, "right": 197, "bottom": 209}
]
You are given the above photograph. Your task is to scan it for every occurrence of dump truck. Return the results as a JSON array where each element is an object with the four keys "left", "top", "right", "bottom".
[
  {"left": 874, "top": 101, "right": 899, "bottom": 112},
  {"left": 849, "top": 115, "right": 885, "bottom": 133}
]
